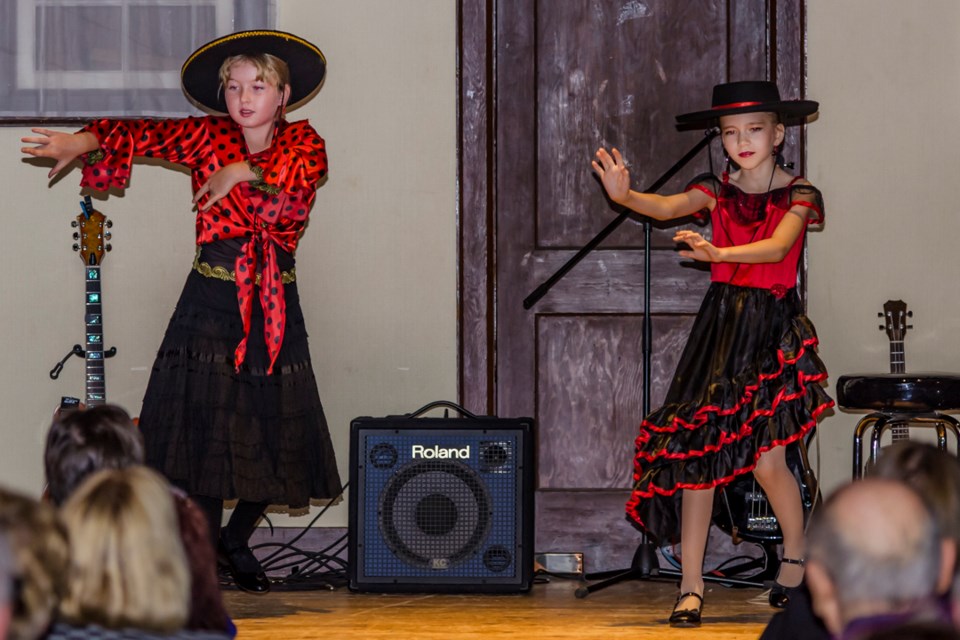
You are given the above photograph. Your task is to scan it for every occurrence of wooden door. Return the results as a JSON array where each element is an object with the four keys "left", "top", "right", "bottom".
[{"left": 459, "top": 0, "right": 808, "bottom": 570}]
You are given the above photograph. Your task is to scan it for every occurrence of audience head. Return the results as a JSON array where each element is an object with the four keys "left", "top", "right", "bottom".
[
  {"left": 0, "top": 488, "right": 68, "bottom": 640},
  {"left": 871, "top": 441, "right": 960, "bottom": 545},
  {"left": 44, "top": 404, "right": 142, "bottom": 506},
  {"left": 863, "top": 621, "right": 960, "bottom": 640},
  {"left": 805, "top": 477, "right": 952, "bottom": 636},
  {"left": 59, "top": 466, "right": 190, "bottom": 634},
  {"left": 0, "top": 533, "right": 14, "bottom": 639}
]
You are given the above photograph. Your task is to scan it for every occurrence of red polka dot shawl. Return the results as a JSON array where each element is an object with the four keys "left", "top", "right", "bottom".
[{"left": 78, "top": 116, "right": 328, "bottom": 374}]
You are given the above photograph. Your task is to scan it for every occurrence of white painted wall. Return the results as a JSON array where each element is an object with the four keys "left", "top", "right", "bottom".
[
  {"left": 807, "top": 0, "right": 960, "bottom": 495},
  {"left": 0, "top": 0, "right": 457, "bottom": 529}
]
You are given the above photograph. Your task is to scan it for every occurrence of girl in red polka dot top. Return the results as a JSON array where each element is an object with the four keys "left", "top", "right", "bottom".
[{"left": 21, "top": 30, "right": 342, "bottom": 595}]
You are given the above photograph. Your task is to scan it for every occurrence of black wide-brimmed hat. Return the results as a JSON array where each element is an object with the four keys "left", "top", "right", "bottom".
[
  {"left": 675, "top": 81, "right": 818, "bottom": 128},
  {"left": 181, "top": 30, "right": 325, "bottom": 114}
]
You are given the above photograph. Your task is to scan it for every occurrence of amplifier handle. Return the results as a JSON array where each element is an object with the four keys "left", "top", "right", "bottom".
[{"left": 405, "top": 400, "right": 481, "bottom": 420}]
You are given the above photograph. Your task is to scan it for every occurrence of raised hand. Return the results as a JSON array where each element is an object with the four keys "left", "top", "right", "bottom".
[
  {"left": 591, "top": 147, "right": 631, "bottom": 205},
  {"left": 674, "top": 229, "right": 723, "bottom": 263},
  {"left": 21, "top": 129, "right": 97, "bottom": 178}
]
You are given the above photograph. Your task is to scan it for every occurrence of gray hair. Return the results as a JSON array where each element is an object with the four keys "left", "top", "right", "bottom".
[{"left": 808, "top": 484, "right": 942, "bottom": 608}]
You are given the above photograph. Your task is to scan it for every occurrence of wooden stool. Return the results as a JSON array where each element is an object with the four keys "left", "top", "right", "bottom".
[{"left": 837, "top": 373, "right": 960, "bottom": 478}]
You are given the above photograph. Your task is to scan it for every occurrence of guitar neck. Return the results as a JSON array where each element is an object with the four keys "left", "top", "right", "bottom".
[
  {"left": 85, "top": 265, "right": 106, "bottom": 406},
  {"left": 889, "top": 340, "right": 905, "bottom": 375},
  {"left": 889, "top": 333, "right": 907, "bottom": 442}
]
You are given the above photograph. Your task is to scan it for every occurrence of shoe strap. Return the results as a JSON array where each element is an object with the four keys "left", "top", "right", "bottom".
[
  {"left": 676, "top": 591, "right": 704, "bottom": 604},
  {"left": 781, "top": 557, "right": 806, "bottom": 566}
]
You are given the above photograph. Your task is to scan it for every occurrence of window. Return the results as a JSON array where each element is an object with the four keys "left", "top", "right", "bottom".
[{"left": 0, "top": 0, "right": 275, "bottom": 119}]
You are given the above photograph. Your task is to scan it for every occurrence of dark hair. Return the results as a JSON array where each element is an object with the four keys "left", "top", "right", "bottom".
[
  {"left": 0, "top": 488, "right": 68, "bottom": 640},
  {"left": 862, "top": 621, "right": 960, "bottom": 640},
  {"left": 870, "top": 441, "right": 960, "bottom": 542},
  {"left": 43, "top": 405, "right": 143, "bottom": 506}
]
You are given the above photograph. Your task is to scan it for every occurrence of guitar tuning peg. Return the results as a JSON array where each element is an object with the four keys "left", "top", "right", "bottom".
[
  {"left": 878, "top": 325, "right": 885, "bottom": 331},
  {"left": 907, "top": 324, "right": 914, "bottom": 330},
  {"left": 104, "top": 232, "right": 112, "bottom": 240},
  {"left": 907, "top": 311, "right": 914, "bottom": 317},
  {"left": 71, "top": 220, "right": 78, "bottom": 228},
  {"left": 72, "top": 232, "right": 79, "bottom": 240},
  {"left": 105, "top": 244, "right": 112, "bottom": 252},
  {"left": 72, "top": 243, "right": 80, "bottom": 252},
  {"left": 105, "top": 220, "right": 113, "bottom": 228},
  {"left": 877, "top": 312, "right": 883, "bottom": 317}
]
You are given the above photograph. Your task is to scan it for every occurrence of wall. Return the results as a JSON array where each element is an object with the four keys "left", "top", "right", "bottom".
[
  {"left": 807, "top": 0, "right": 960, "bottom": 495},
  {"left": 0, "top": 0, "right": 457, "bottom": 529},
  {"left": 3, "top": 0, "right": 957, "bottom": 524}
]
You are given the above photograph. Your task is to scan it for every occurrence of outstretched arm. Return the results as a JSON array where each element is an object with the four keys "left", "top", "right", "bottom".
[
  {"left": 674, "top": 207, "right": 810, "bottom": 264},
  {"left": 591, "top": 147, "right": 712, "bottom": 220},
  {"left": 21, "top": 129, "right": 99, "bottom": 178}
]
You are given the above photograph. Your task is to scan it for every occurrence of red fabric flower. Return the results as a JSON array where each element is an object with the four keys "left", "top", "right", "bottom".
[{"left": 770, "top": 284, "right": 788, "bottom": 299}]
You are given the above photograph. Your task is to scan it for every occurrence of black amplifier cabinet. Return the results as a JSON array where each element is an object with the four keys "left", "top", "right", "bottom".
[{"left": 348, "top": 414, "right": 534, "bottom": 593}]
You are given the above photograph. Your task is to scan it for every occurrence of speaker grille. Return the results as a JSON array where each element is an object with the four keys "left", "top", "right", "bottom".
[{"left": 380, "top": 460, "right": 491, "bottom": 568}]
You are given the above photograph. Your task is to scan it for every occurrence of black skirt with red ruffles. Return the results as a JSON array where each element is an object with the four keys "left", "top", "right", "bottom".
[
  {"left": 626, "top": 282, "right": 833, "bottom": 543},
  {"left": 139, "top": 248, "right": 342, "bottom": 509}
]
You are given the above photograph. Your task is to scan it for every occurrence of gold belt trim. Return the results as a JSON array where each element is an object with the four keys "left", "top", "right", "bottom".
[{"left": 193, "top": 248, "right": 296, "bottom": 285}]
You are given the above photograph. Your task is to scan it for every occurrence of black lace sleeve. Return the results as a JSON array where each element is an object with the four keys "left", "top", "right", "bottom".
[
  {"left": 684, "top": 173, "right": 720, "bottom": 219},
  {"left": 789, "top": 183, "right": 825, "bottom": 224}
]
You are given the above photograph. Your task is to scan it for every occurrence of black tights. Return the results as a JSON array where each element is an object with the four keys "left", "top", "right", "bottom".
[{"left": 191, "top": 494, "right": 269, "bottom": 551}]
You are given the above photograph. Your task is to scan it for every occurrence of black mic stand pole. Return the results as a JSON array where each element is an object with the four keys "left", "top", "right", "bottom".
[{"left": 523, "top": 127, "right": 719, "bottom": 311}]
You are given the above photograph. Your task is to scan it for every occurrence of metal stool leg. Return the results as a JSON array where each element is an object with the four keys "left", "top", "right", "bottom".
[
  {"left": 939, "top": 415, "right": 960, "bottom": 453},
  {"left": 936, "top": 422, "right": 948, "bottom": 450},
  {"left": 853, "top": 414, "right": 882, "bottom": 479},
  {"left": 869, "top": 415, "right": 894, "bottom": 467}
]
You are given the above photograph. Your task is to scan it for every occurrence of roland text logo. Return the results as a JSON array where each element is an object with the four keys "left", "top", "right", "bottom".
[{"left": 411, "top": 444, "right": 471, "bottom": 459}]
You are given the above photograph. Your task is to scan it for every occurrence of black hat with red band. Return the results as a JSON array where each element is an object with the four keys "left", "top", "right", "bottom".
[{"left": 675, "top": 81, "right": 818, "bottom": 128}]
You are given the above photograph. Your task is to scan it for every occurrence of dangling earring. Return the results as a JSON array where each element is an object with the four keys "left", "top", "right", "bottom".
[{"left": 722, "top": 150, "right": 731, "bottom": 180}]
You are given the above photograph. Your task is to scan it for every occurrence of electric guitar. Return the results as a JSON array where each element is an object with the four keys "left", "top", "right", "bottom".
[{"left": 58, "top": 197, "right": 114, "bottom": 409}]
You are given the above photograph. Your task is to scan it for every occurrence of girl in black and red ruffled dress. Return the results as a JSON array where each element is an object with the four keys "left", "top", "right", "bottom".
[{"left": 592, "top": 81, "right": 833, "bottom": 627}]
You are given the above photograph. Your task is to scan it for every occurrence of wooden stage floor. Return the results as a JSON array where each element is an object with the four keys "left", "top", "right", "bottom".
[{"left": 223, "top": 578, "right": 776, "bottom": 639}]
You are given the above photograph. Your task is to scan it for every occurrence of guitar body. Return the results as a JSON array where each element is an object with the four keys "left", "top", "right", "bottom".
[
  {"left": 713, "top": 439, "right": 819, "bottom": 544},
  {"left": 713, "top": 300, "right": 912, "bottom": 544}
]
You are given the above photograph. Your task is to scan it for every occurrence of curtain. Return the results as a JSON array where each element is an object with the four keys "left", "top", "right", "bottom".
[{"left": 0, "top": 0, "right": 276, "bottom": 118}]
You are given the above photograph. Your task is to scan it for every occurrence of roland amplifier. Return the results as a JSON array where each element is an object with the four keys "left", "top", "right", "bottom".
[{"left": 348, "top": 411, "right": 534, "bottom": 593}]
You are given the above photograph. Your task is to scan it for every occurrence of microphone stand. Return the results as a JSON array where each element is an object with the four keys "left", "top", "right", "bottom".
[{"left": 523, "top": 128, "right": 770, "bottom": 596}]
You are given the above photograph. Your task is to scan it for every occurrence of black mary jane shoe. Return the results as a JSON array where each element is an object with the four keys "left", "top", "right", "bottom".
[
  {"left": 218, "top": 539, "right": 271, "bottom": 594},
  {"left": 668, "top": 591, "right": 703, "bottom": 628},
  {"left": 769, "top": 557, "right": 805, "bottom": 609}
]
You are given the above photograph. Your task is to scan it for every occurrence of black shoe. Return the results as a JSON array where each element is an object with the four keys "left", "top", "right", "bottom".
[
  {"left": 218, "top": 539, "right": 270, "bottom": 594},
  {"left": 669, "top": 591, "right": 703, "bottom": 628},
  {"left": 769, "top": 557, "right": 805, "bottom": 608}
]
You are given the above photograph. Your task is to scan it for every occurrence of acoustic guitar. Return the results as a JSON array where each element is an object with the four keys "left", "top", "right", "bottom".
[{"left": 879, "top": 299, "right": 911, "bottom": 443}]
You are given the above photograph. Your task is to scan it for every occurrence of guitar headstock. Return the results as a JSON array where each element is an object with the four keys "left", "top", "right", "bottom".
[
  {"left": 72, "top": 196, "right": 112, "bottom": 265},
  {"left": 879, "top": 299, "right": 912, "bottom": 343}
]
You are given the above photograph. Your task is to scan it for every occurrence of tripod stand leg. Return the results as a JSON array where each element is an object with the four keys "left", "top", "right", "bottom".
[{"left": 576, "top": 536, "right": 680, "bottom": 598}]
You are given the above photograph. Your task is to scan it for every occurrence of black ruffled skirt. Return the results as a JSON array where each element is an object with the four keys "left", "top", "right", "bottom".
[
  {"left": 140, "top": 262, "right": 342, "bottom": 509},
  {"left": 626, "top": 282, "right": 833, "bottom": 543}
]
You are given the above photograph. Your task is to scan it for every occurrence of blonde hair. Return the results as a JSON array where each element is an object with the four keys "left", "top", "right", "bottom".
[
  {"left": 59, "top": 467, "right": 189, "bottom": 634},
  {"left": 0, "top": 489, "right": 68, "bottom": 640},
  {"left": 218, "top": 53, "right": 290, "bottom": 93}
]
